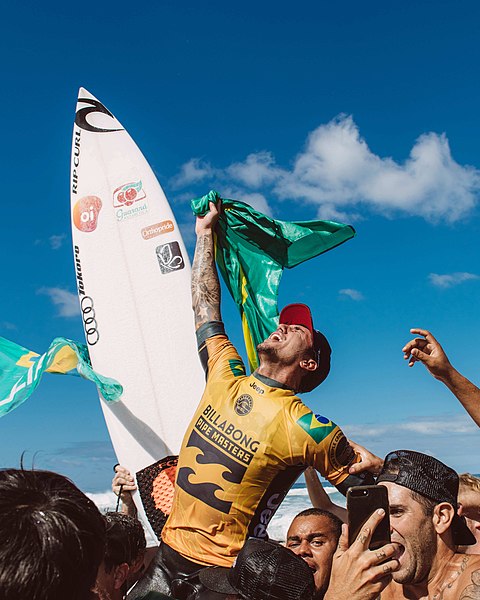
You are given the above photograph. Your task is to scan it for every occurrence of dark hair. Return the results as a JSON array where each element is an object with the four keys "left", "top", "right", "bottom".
[
  {"left": 103, "top": 512, "right": 146, "bottom": 573},
  {"left": 410, "top": 490, "right": 437, "bottom": 516},
  {"left": 0, "top": 468, "right": 106, "bottom": 600},
  {"left": 291, "top": 508, "right": 342, "bottom": 542}
]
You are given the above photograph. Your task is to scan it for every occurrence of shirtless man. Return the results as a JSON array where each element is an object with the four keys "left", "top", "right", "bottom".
[{"left": 377, "top": 450, "right": 479, "bottom": 599}]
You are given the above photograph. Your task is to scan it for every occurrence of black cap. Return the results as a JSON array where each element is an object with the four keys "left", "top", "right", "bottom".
[
  {"left": 377, "top": 450, "right": 476, "bottom": 546},
  {"left": 198, "top": 538, "right": 315, "bottom": 600},
  {"left": 279, "top": 303, "right": 331, "bottom": 393}
]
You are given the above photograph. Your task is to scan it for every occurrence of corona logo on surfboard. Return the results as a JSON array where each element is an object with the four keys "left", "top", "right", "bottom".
[{"left": 73, "top": 196, "right": 102, "bottom": 233}]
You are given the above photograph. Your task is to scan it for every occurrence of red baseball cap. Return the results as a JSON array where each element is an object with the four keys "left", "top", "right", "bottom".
[{"left": 279, "top": 303, "right": 331, "bottom": 392}]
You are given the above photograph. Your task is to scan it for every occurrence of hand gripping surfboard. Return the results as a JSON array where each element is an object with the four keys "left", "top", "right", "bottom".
[{"left": 70, "top": 88, "right": 204, "bottom": 542}]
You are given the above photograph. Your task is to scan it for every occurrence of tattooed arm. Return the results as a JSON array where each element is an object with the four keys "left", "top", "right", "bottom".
[{"left": 192, "top": 200, "right": 221, "bottom": 330}]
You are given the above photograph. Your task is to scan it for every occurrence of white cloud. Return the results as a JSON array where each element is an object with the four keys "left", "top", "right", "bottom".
[
  {"left": 0, "top": 321, "right": 17, "bottom": 331},
  {"left": 226, "top": 152, "right": 281, "bottom": 188},
  {"left": 171, "top": 158, "right": 214, "bottom": 188},
  {"left": 339, "top": 288, "right": 364, "bottom": 301},
  {"left": 172, "top": 115, "right": 480, "bottom": 223},
  {"left": 37, "top": 287, "right": 80, "bottom": 317},
  {"left": 429, "top": 272, "right": 479, "bottom": 288},
  {"left": 49, "top": 233, "right": 67, "bottom": 250}
]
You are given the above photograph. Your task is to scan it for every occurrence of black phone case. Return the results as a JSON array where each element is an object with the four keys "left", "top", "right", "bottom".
[{"left": 347, "top": 485, "right": 391, "bottom": 550}]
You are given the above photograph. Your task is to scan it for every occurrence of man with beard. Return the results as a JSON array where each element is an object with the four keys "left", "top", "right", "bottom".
[
  {"left": 376, "top": 450, "right": 480, "bottom": 599},
  {"left": 129, "top": 199, "right": 377, "bottom": 598},
  {"left": 286, "top": 508, "right": 342, "bottom": 598}
]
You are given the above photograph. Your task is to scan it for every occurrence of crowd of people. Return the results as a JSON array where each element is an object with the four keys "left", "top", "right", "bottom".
[{"left": 2, "top": 198, "right": 480, "bottom": 599}]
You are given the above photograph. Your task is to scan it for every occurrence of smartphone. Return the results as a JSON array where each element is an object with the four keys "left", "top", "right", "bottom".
[{"left": 347, "top": 485, "right": 391, "bottom": 550}]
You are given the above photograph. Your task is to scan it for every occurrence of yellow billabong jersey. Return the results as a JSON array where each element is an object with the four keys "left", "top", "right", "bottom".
[{"left": 162, "top": 327, "right": 358, "bottom": 567}]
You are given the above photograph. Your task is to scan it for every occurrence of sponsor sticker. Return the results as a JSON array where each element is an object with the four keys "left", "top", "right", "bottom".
[
  {"left": 114, "top": 181, "right": 148, "bottom": 222},
  {"left": 73, "top": 196, "right": 102, "bottom": 233},
  {"left": 234, "top": 394, "right": 253, "bottom": 416},
  {"left": 141, "top": 220, "right": 174, "bottom": 240},
  {"left": 156, "top": 241, "right": 184, "bottom": 274},
  {"left": 113, "top": 181, "right": 146, "bottom": 207}
]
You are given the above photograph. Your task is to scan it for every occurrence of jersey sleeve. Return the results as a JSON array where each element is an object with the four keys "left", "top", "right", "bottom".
[
  {"left": 289, "top": 407, "right": 370, "bottom": 490},
  {"left": 196, "top": 320, "right": 246, "bottom": 381}
]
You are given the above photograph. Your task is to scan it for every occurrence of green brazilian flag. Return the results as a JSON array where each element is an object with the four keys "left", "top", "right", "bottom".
[
  {"left": 191, "top": 190, "right": 355, "bottom": 372},
  {"left": 0, "top": 336, "right": 122, "bottom": 418}
]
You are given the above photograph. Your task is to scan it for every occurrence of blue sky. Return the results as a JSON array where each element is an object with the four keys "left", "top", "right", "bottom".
[{"left": 1, "top": 1, "right": 480, "bottom": 491}]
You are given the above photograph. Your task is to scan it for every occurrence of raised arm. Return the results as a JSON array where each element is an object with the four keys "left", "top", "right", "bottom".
[
  {"left": 191, "top": 201, "right": 221, "bottom": 330},
  {"left": 402, "top": 328, "right": 480, "bottom": 427}
]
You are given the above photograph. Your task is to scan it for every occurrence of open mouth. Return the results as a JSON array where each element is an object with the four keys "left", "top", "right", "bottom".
[
  {"left": 269, "top": 332, "right": 284, "bottom": 342},
  {"left": 301, "top": 558, "right": 317, "bottom": 572}
]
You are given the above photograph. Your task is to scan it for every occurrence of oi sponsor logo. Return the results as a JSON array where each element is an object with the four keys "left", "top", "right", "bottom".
[{"left": 73, "top": 196, "right": 102, "bottom": 233}]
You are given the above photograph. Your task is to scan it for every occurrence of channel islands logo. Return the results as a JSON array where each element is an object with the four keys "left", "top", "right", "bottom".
[{"left": 234, "top": 394, "right": 253, "bottom": 416}]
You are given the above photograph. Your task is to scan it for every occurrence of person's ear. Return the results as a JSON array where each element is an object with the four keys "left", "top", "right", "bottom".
[
  {"left": 432, "top": 502, "right": 455, "bottom": 535},
  {"left": 113, "top": 563, "right": 129, "bottom": 590},
  {"left": 299, "top": 358, "right": 317, "bottom": 372}
]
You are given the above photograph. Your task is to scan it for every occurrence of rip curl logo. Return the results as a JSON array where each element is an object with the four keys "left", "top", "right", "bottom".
[
  {"left": 234, "top": 394, "right": 253, "bottom": 416},
  {"left": 113, "top": 181, "right": 146, "bottom": 208},
  {"left": 73, "top": 196, "right": 102, "bottom": 233},
  {"left": 296, "top": 412, "right": 335, "bottom": 444},
  {"left": 156, "top": 242, "right": 184, "bottom": 274},
  {"left": 75, "top": 97, "right": 123, "bottom": 133}
]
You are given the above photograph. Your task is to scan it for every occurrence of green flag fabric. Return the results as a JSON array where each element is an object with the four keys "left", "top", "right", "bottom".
[
  {"left": 0, "top": 336, "right": 122, "bottom": 418},
  {"left": 191, "top": 190, "right": 355, "bottom": 371}
]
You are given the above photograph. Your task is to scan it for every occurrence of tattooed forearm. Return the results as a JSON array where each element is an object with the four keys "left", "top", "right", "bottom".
[{"left": 191, "top": 231, "right": 221, "bottom": 328}]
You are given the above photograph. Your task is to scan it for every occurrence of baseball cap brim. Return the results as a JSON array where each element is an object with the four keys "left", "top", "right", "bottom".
[
  {"left": 451, "top": 513, "right": 477, "bottom": 546},
  {"left": 279, "top": 303, "right": 314, "bottom": 334},
  {"left": 198, "top": 566, "right": 239, "bottom": 595}
]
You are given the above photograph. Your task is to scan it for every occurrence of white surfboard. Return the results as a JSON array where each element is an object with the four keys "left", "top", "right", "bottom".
[{"left": 70, "top": 88, "right": 204, "bottom": 542}]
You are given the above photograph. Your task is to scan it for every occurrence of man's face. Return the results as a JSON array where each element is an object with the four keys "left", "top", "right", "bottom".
[
  {"left": 379, "top": 482, "right": 437, "bottom": 585},
  {"left": 286, "top": 515, "right": 338, "bottom": 597},
  {"left": 458, "top": 488, "right": 480, "bottom": 552},
  {"left": 257, "top": 324, "right": 314, "bottom": 366}
]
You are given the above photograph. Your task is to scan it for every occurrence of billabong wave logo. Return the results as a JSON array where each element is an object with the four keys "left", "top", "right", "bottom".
[
  {"left": 296, "top": 412, "right": 335, "bottom": 443},
  {"left": 75, "top": 97, "right": 123, "bottom": 133},
  {"left": 73, "top": 196, "right": 102, "bottom": 233},
  {"left": 156, "top": 242, "right": 184, "bottom": 274},
  {"left": 113, "top": 181, "right": 146, "bottom": 208}
]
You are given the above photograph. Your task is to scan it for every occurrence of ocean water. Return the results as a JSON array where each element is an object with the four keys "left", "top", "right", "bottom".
[{"left": 87, "top": 483, "right": 345, "bottom": 545}]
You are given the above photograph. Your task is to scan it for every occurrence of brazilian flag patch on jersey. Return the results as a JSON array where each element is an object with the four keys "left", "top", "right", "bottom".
[
  {"left": 297, "top": 413, "right": 336, "bottom": 443},
  {"left": 229, "top": 358, "right": 246, "bottom": 377}
]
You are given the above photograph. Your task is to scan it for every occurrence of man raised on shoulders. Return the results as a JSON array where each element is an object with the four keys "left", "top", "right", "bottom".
[{"left": 130, "top": 199, "right": 376, "bottom": 597}]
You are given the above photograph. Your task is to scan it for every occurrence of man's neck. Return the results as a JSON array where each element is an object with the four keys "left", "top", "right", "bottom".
[
  {"left": 256, "top": 363, "right": 299, "bottom": 391},
  {"left": 388, "top": 547, "right": 465, "bottom": 599}
]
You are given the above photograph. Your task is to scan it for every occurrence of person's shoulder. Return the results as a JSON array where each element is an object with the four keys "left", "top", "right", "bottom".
[{"left": 454, "top": 553, "right": 480, "bottom": 597}]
